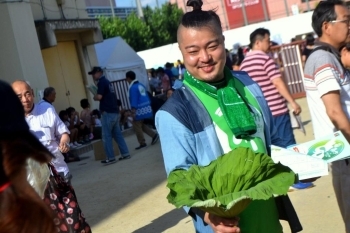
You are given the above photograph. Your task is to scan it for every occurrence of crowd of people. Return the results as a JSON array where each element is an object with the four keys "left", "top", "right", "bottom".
[{"left": 2, "top": 0, "right": 350, "bottom": 232}]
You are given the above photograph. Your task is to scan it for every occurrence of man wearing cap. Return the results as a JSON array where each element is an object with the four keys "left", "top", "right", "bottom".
[
  {"left": 11, "top": 80, "right": 72, "bottom": 183},
  {"left": 88, "top": 66, "right": 131, "bottom": 164}
]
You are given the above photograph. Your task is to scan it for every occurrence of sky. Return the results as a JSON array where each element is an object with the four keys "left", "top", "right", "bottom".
[{"left": 116, "top": 0, "right": 169, "bottom": 8}]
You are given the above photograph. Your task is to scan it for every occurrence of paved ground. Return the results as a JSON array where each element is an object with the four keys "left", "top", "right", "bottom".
[{"left": 68, "top": 98, "right": 346, "bottom": 233}]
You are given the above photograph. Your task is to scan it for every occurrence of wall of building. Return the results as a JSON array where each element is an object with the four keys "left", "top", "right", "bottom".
[
  {"left": 86, "top": 0, "right": 116, "bottom": 7},
  {"left": 30, "top": 0, "right": 89, "bottom": 20},
  {"left": 0, "top": 2, "right": 49, "bottom": 101},
  {"left": 266, "top": 0, "right": 317, "bottom": 20},
  {"left": 171, "top": 0, "right": 320, "bottom": 30}
]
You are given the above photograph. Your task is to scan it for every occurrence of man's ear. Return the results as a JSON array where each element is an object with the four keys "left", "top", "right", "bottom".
[
  {"left": 322, "top": 21, "right": 330, "bottom": 36},
  {"left": 31, "top": 89, "right": 35, "bottom": 97}
]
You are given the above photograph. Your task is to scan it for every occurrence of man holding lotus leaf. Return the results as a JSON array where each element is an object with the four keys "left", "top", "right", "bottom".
[{"left": 155, "top": 0, "right": 302, "bottom": 232}]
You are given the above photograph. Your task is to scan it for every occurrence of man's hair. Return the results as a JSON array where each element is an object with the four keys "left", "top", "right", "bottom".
[
  {"left": 80, "top": 98, "right": 89, "bottom": 109},
  {"left": 306, "top": 33, "right": 315, "bottom": 46},
  {"left": 126, "top": 71, "right": 136, "bottom": 80},
  {"left": 66, "top": 107, "right": 75, "bottom": 117},
  {"left": 312, "top": 0, "right": 345, "bottom": 37},
  {"left": 178, "top": 0, "right": 222, "bottom": 35},
  {"left": 43, "top": 87, "right": 55, "bottom": 98},
  {"left": 249, "top": 28, "right": 270, "bottom": 49},
  {"left": 59, "top": 110, "right": 67, "bottom": 121}
]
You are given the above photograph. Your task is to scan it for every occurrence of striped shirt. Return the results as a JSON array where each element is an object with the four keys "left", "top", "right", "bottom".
[
  {"left": 303, "top": 48, "right": 350, "bottom": 138},
  {"left": 240, "top": 50, "right": 288, "bottom": 116}
]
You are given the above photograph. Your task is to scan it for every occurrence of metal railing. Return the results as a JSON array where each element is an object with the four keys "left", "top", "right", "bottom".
[
  {"left": 270, "top": 40, "right": 306, "bottom": 99},
  {"left": 110, "top": 79, "right": 131, "bottom": 110}
]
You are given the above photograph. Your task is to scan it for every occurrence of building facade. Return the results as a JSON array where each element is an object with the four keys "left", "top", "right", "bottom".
[
  {"left": 86, "top": 6, "right": 137, "bottom": 19},
  {"left": 0, "top": 0, "right": 103, "bottom": 112},
  {"left": 171, "top": 0, "right": 318, "bottom": 30}
]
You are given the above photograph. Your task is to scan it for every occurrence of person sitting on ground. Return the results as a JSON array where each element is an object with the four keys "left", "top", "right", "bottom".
[
  {"left": 66, "top": 107, "right": 90, "bottom": 144},
  {"left": 0, "top": 80, "right": 56, "bottom": 233},
  {"left": 92, "top": 109, "right": 102, "bottom": 127},
  {"left": 80, "top": 98, "right": 95, "bottom": 140},
  {"left": 58, "top": 110, "right": 81, "bottom": 148},
  {"left": 120, "top": 109, "right": 133, "bottom": 130}
]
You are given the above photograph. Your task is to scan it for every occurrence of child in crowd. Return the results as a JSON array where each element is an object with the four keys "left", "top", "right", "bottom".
[
  {"left": 80, "top": 99, "right": 95, "bottom": 140},
  {"left": 66, "top": 107, "right": 90, "bottom": 144},
  {"left": 58, "top": 110, "right": 82, "bottom": 148},
  {"left": 91, "top": 109, "right": 102, "bottom": 139},
  {"left": 120, "top": 109, "right": 133, "bottom": 130},
  {"left": 92, "top": 109, "right": 102, "bottom": 127}
]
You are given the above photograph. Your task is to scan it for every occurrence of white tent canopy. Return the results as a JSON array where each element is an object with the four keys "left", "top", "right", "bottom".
[
  {"left": 93, "top": 37, "right": 149, "bottom": 109},
  {"left": 137, "top": 43, "right": 183, "bottom": 69},
  {"left": 94, "top": 36, "right": 149, "bottom": 88}
]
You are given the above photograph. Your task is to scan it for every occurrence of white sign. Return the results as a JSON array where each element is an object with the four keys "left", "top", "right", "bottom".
[
  {"left": 271, "top": 145, "right": 329, "bottom": 180},
  {"left": 228, "top": 0, "right": 259, "bottom": 9}
]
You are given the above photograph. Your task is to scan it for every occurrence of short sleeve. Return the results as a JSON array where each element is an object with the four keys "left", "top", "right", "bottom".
[
  {"left": 311, "top": 51, "right": 342, "bottom": 97},
  {"left": 264, "top": 57, "right": 280, "bottom": 80},
  {"left": 97, "top": 79, "right": 106, "bottom": 96}
]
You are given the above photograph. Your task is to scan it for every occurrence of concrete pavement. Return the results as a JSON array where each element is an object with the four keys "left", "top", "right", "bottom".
[{"left": 68, "top": 97, "right": 346, "bottom": 233}]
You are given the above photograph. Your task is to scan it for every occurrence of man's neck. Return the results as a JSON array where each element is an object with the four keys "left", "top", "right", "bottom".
[
  {"left": 319, "top": 37, "right": 341, "bottom": 50},
  {"left": 43, "top": 97, "right": 52, "bottom": 104},
  {"left": 25, "top": 104, "right": 35, "bottom": 117},
  {"left": 251, "top": 48, "right": 265, "bottom": 54}
]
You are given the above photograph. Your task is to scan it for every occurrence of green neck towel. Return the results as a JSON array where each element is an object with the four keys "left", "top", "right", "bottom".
[{"left": 184, "top": 67, "right": 257, "bottom": 138}]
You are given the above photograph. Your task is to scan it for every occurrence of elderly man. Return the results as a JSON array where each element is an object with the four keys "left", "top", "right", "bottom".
[
  {"left": 88, "top": 66, "right": 130, "bottom": 164},
  {"left": 11, "top": 80, "right": 72, "bottom": 183},
  {"left": 303, "top": 1, "right": 350, "bottom": 231},
  {"left": 42, "top": 86, "right": 56, "bottom": 105}
]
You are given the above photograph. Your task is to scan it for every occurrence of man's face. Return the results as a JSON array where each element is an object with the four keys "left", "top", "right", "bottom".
[
  {"left": 327, "top": 5, "right": 350, "bottom": 47},
  {"left": 178, "top": 26, "right": 226, "bottom": 82},
  {"left": 92, "top": 71, "right": 102, "bottom": 81},
  {"left": 12, "top": 81, "right": 34, "bottom": 115},
  {"left": 49, "top": 91, "right": 56, "bottom": 103},
  {"left": 257, "top": 34, "right": 271, "bottom": 53}
]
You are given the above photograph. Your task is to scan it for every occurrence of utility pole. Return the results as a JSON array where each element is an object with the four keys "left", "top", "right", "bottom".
[
  {"left": 240, "top": 0, "right": 248, "bottom": 26},
  {"left": 136, "top": 0, "right": 144, "bottom": 19},
  {"left": 109, "top": 0, "right": 115, "bottom": 17}
]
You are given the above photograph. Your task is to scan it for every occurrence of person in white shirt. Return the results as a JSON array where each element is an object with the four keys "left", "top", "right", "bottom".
[{"left": 11, "top": 80, "right": 72, "bottom": 183}]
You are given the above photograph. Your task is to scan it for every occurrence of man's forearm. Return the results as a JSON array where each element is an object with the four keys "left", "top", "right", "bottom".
[
  {"left": 273, "top": 78, "right": 295, "bottom": 104},
  {"left": 328, "top": 111, "right": 350, "bottom": 143}
]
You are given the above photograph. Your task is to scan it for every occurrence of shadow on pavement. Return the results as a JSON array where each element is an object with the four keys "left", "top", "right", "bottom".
[{"left": 132, "top": 209, "right": 190, "bottom": 233}]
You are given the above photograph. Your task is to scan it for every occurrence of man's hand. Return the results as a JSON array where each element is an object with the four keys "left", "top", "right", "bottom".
[
  {"left": 204, "top": 212, "right": 240, "bottom": 233},
  {"left": 59, "top": 133, "right": 70, "bottom": 153},
  {"left": 94, "top": 94, "right": 103, "bottom": 101},
  {"left": 291, "top": 101, "right": 301, "bottom": 115}
]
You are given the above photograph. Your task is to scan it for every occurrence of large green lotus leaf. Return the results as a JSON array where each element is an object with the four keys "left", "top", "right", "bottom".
[{"left": 167, "top": 147, "right": 297, "bottom": 218}]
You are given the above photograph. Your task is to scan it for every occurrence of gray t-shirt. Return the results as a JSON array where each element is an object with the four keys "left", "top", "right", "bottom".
[{"left": 303, "top": 47, "right": 350, "bottom": 138}]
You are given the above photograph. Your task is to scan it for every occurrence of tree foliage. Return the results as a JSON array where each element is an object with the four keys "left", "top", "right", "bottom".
[{"left": 98, "top": 3, "right": 183, "bottom": 52}]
